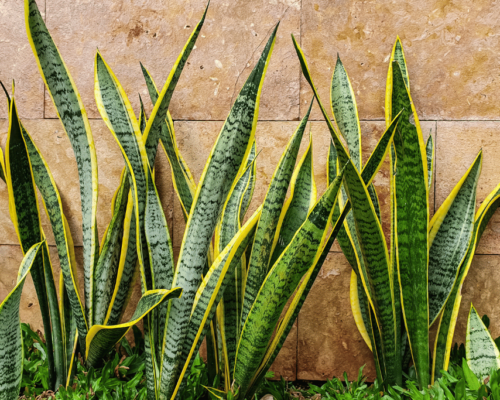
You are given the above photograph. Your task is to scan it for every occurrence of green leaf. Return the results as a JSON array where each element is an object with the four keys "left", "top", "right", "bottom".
[
  {"left": 466, "top": 304, "right": 500, "bottom": 380},
  {"left": 426, "top": 135, "right": 434, "bottom": 190},
  {"left": 93, "top": 171, "right": 131, "bottom": 326},
  {"left": 159, "top": 24, "right": 278, "bottom": 399},
  {"left": 242, "top": 99, "right": 313, "bottom": 328},
  {"left": 331, "top": 55, "right": 362, "bottom": 170},
  {"left": 141, "top": 3, "right": 208, "bottom": 168},
  {"left": 170, "top": 208, "right": 262, "bottom": 399},
  {"left": 391, "top": 60, "right": 429, "bottom": 388},
  {"left": 428, "top": 152, "right": 481, "bottom": 325},
  {"left": 0, "top": 242, "right": 43, "bottom": 400},
  {"left": 86, "top": 288, "right": 182, "bottom": 367},
  {"left": 270, "top": 135, "right": 316, "bottom": 266},
  {"left": 462, "top": 358, "right": 480, "bottom": 390},
  {"left": 342, "top": 156, "right": 397, "bottom": 384},
  {"left": 432, "top": 182, "right": 500, "bottom": 381},
  {"left": 234, "top": 171, "right": 344, "bottom": 396},
  {"left": 26, "top": 0, "right": 99, "bottom": 318}
]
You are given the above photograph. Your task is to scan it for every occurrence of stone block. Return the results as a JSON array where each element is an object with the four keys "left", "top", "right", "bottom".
[
  {"left": 436, "top": 121, "right": 500, "bottom": 255},
  {"left": 44, "top": 0, "right": 300, "bottom": 121},
  {"left": 300, "top": 0, "right": 500, "bottom": 121}
]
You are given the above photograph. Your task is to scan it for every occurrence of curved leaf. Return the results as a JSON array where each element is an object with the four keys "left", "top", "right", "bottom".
[
  {"left": 26, "top": 0, "right": 99, "bottom": 317},
  {"left": 466, "top": 305, "right": 500, "bottom": 379},
  {"left": 159, "top": 25, "right": 278, "bottom": 398},
  {"left": 0, "top": 242, "right": 43, "bottom": 400},
  {"left": 86, "top": 288, "right": 182, "bottom": 366}
]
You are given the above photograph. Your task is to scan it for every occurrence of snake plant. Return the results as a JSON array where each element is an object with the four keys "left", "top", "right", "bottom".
[{"left": 293, "top": 36, "right": 500, "bottom": 389}]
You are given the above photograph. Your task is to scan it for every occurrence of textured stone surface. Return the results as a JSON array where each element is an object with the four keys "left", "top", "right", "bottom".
[
  {"left": 0, "top": 0, "right": 45, "bottom": 120},
  {"left": 43, "top": 0, "right": 300, "bottom": 121},
  {"left": 0, "top": 118, "right": 173, "bottom": 246},
  {"left": 297, "top": 252, "right": 376, "bottom": 381},
  {"left": 300, "top": 0, "right": 500, "bottom": 121},
  {"left": 435, "top": 121, "right": 500, "bottom": 255}
]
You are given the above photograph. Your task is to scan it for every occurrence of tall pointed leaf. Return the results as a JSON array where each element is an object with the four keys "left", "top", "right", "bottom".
[
  {"left": 159, "top": 25, "right": 279, "bottom": 398},
  {"left": 26, "top": 0, "right": 99, "bottom": 318}
]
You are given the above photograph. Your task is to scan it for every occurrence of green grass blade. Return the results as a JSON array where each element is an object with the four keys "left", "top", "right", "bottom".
[
  {"left": 466, "top": 304, "right": 500, "bottom": 379},
  {"left": 26, "top": 0, "right": 99, "bottom": 318},
  {"left": 93, "top": 171, "right": 131, "bottom": 326},
  {"left": 0, "top": 242, "right": 43, "bottom": 400},
  {"left": 391, "top": 61, "right": 429, "bottom": 388},
  {"left": 159, "top": 25, "right": 278, "bottom": 398},
  {"left": 432, "top": 183, "right": 500, "bottom": 381},
  {"left": 141, "top": 4, "right": 208, "bottom": 167},
  {"left": 270, "top": 135, "right": 316, "bottom": 266},
  {"left": 331, "top": 55, "right": 362, "bottom": 170},
  {"left": 241, "top": 100, "right": 312, "bottom": 328},
  {"left": 428, "top": 152, "right": 481, "bottom": 325},
  {"left": 235, "top": 173, "right": 343, "bottom": 396},
  {"left": 86, "top": 288, "right": 182, "bottom": 366}
]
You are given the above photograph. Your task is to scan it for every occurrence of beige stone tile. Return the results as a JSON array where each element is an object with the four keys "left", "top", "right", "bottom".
[
  {"left": 269, "top": 322, "right": 297, "bottom": 381},
  {"left": 435, "top": 121, "right": 500, "bottom": 255},
  {"left": 450, "top": 255, "right": 500, "bottom": 348},
  {"left": 43, "top": 0, "right": 300, "bottom": 121},
  {"left": 0, "top": 118, "right": 173, "bottom": 246},
  {"left": 297, "top": 252, "right": 376, "bottom": 381},
  {"left": 300, "top": 0, "right": 500, "bottom": 121},
  {"left": 0, "top": 0, "right": 45, "bottom": 120}
]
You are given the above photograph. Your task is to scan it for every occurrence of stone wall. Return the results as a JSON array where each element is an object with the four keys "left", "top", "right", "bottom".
[{"left": 1, "top": 0, "right": 500, "bottom": 382}]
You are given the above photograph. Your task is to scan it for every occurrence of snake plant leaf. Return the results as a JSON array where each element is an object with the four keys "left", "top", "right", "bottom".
[
  {"left": 246, "top": 203, "right": 350, "bottom": 398},
  {"left": 141, "top": 65, "right": 196, "bottom": 221},
  {"left": 428, "top": 151, "right": 481, "bottom": 326},
  {"left": 0, "top": 147, "right": 5, "bottom": 183},
  {"left": 240, "top": 142, "right": 257, "bottom": 222},
  {"left": 350, "top": 271, "right": 372, "bottom": 351},
  {"left": 361, "top": 111, "right": 402, "bottom": 186},
  {"left": 235, "top": 172, "right": 344, "bottom": 396},
  {"left": 170, "top": 208, "right": 262, "bottom": 399},
  {"left": 19, "top": 119, "right": 88, "bottom": 355},
  {"left": 270, "top": 135, "right": 316, "bottom": 266},
  {"left": 144, "top": 166, "right": 175, "bottom": 366},
  {"left": 385, "top": 36, "right": 409, "bottom": 126},
  {"left": 426, "top": 135, "right": 434, "bottom": 190},
  {"left": 466, "top": 304, "right": 500, "bottom": 379},
  {"left": 331, "top": 54, "right": 362, "bottom": 170},
  {"left": 26, "top": 0, "right": 99, "bottom": 318},
  {"left": 342, "top": 156, "right": 398, "bottom": 385},
  {"left": 59, "top": 273, "right": 77, "bottom": 384},
  {"left": 95, "top": 51, "right": 150, "bottom": 289},
  {"left": 0, "top": 242, "right": 43, "bottom": 400},
  {"left": 142, "top": 3, "right": 208, "bottom": 167},
  {"left": 86, "top": 288, "right": 182, "bottom": 366},
  {"left": 292, "top": 36, "right": 350, "bottom": 169},
  {"left": 159, "top": 25, "right": 278, "bottom": 399},
  {"left": 432, "top": 182, "right": 500, "bottom": 381},
  {"left": 241, "top": 99, "right": 313, "bottom": 328},
  {"left": 5, "top": 97, "right": 62, "bottom": 387},
  {"left": 93, "top": 171, "right": 131, "bottom": 326},
  {"left": 41, "top": 242, "right": 66, "bottom": 387},
  {"left": 391, "top": 61, "right": 429, "bottom": 388},
  {"left": 216, "top": 161, "right": 257, "bottom": 375},
  {"left": 104, "top": 195, "right": 139, "bottom": 326}
]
